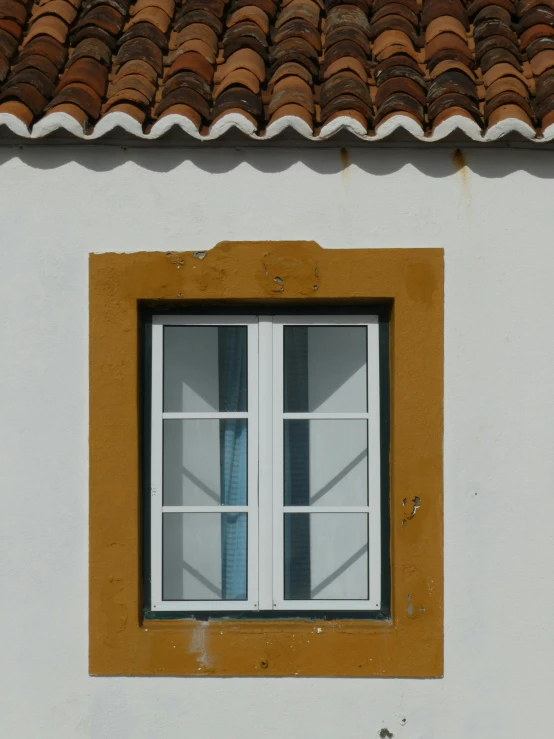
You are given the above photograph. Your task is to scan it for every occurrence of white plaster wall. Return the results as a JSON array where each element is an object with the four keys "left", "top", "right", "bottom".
[{"left": 0, "top": 144, "right": 553, "bottom": 739}]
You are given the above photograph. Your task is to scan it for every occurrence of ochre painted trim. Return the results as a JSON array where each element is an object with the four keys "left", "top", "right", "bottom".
[{"left": 89, "top": 241, "right": 444, "bottom": 677}]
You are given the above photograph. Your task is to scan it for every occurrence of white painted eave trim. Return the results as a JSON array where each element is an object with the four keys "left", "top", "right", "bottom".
[{"left": 0, "top": 111, "right": 545, "bottom": 143}]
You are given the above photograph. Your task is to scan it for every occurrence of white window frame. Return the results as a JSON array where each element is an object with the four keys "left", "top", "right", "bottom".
[{"left": 150, "top": 314, "right": 382, "bottom": 613}]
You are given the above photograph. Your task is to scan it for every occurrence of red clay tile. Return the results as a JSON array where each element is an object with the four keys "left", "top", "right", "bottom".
[
  {"left": 157, "top": 102, "right": 200, "bottom": 125},
  {"left": 45, "top": 100, "right": 88, "bottom": 124},
  {"left": 0, "top": 98, "right": 33, "bottom": 123}
]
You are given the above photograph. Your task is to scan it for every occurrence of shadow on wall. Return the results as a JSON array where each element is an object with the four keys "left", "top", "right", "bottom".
[{"left": 0, "top": 136, "right": 554, "bottom": 179}]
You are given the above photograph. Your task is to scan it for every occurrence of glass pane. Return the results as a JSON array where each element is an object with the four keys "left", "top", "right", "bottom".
[
  {"left": 163, "top": 326, "right": 247, "bottom": 412},
  {"left": 284, "top": 513, "right": 368, "bottom": 600},
  {"left": 284, "top": 326, "right": 367, "bottom": 413},
  {"left": 284, "top": 420, "right": 368, "bottom": 506},
  {"left": 163, "top": 419, "right": 247, "bottom": 506},
  {"left": 163, "top": 513, "right": 247, "bottom": 601}
]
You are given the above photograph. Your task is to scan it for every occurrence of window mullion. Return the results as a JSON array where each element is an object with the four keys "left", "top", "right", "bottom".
[
  {"left": 150, "top": 322, "right": 164, "bottom": 610},
  {"left": 257, "top": 317, "right": 274, "bottom": 611}
]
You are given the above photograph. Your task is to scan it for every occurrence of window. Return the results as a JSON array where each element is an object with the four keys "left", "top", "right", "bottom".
[
  {"left": 89, "top": 243, "right": 443, "bottom": 677},
  {"left": 149, "top": 314, "right": 385, "bottom": 615}
]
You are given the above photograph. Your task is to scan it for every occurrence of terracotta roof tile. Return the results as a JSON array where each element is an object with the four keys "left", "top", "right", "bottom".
[{"left": 1, "top": 0, "right": 554, "bottom": 139}]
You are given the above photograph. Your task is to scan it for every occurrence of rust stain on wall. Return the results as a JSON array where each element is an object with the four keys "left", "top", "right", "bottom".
[{"left": 452, "top": 148, "right": 471, "bottom": 203}]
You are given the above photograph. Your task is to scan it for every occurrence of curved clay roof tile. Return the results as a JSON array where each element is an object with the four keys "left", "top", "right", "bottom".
[
  {"left": 375, "top": 63, "right": 426, "bottom": 88},
  {"left": 227, "top": 6, "right": 270, "bottom": 35},
  {"left": 46, "top": 82, "right": 102, "bottom": 117},
  {"left": 12, "top": 54, "right": 59, "bottom": 80},
  {"left": 480, "top": 47, "right": 522, "bottom": 72},
  {"left": 489, "top": 102, "right": 532, "bottom": 127},
  {"left": 165, "top": 50, "right": 214, "bottom": 84},
  {"left": 468, "top": 0, "right": 515, "bottom": 16},
  {"left": 68, "top": 38, "right": 111, "bottom": 67},
  {"left": 211, "top": 86, "right": 263, "bottom": 119},
  {"left": 31, "top": 1, "right": 77, "bottom": 24},
  {"left": 427, "top": 69, "right": 478, "bottom": 103},
  {"left": 530, "top": 48, "right": 554, "bottom": 74},
  {"left": 323, "top": 55, "right": 367, "bottom": 80},
  {"left": 272, "top": 19, "right": 322, "bottom": 51},
  {"left": 73, "top": 6, "right": 124, "bottom": 36},
  {"left": 19, "top": 35, "right": 67, "bottom": 68},
  {"left": 0, "top": 0, "right": 27, "bottom": 25},
  {"left": 268, "top": 101, "right": 313, "bottom": 128},
  {"left": 427, "top": 91, "right": 481, "bottom": 121},
  {"left": 425, "top": 16, "right": 467, "bottom": 44},
  {"left": 214, "top": 48, "right": 266, "bottom": 84},
  {"left": 108, "top": 73, "right": 156, "bottom": 99},
  {"left": 483, "top": 62, "right": 528, "bottom": 87},
  {"left": 429, "top": 59, "right": 476, "bottom": 80},
  {"left": 130, "top": 0, "right": 174, "bottom": 18},
  {"left": 213, "top": 68, "right": 261, "bottom": 97},
  {"left": 474, "top": 19, "right": 518, "bottom": 45},
  {"left": 157, "top": 102, "right": 200, "bottom": 126},
  {"left": 371, "top": 3, "right": 419, "bottom": 26},
  {"left": 321, "top": 92, "right": 373, "bottom": 123},
  {"left": 475, "top": 35, "right": 521, "bottom": 63},
  {"left": 369, "top": 17, "right": 420, "bottom": 45},
  {"left": 173, "top": 9, "right": 222, "bottom": 36},
  {"left": 485, "top": 75, "right": 529, "bottom": 100},
  {"left": 105, "top": 101, "right": 146, "bottom": 122},
  {"left": 56, "top": 57, "right": 108, "bottom": 96},
  {"left": 0, "top": 81, "right": 47, "bottom": 113},
  {"left": 268, "top": 61, "right": 313, "bottom": 89},
  {"left": 103, "top": 87, "right": 152, "bottom": 111},
  {"left": 268, "top": 84, "right": 315, "bottom": 115},
  {"left": 232, "top": 0, "right": 275, "bottom": 14},
  {"left": 421, "top": 0, "right": 468, "bottom": 29},
  {"left": 320, "top": 71, "right": 372, "bottom": 108},
  {"left": 8, "top": 68, "right": 55, "bottom": 97},
  {"left": 373, "top": 30, "right": 414, "bottom": 57},
  {"left": 326, "top": 5, "right": 371, "bottom": 35},
  {"left": 0, "top": 19, "right": 21, "bottom": 40},
  {"left": 22, "top": 16, "right": 69, "bottom": 46},
  {"left": 223, "top": 21, "right": 268, "bottom": 49},
  {"left": 473, "top": 5, "right": 512, "bottom": 25},
  {"left": 375, "top": 76, "right": 426, "bottom": 106},
  {"left": 169, "top": 23, "right": 218, "bottom": 53},
  {"left": 127, "top": 7, "right": 171, "bottom": 33},
  {"left": 270, "top": 37, "right": 319, "bottom": 65},
  {"left": 111, "top": 59, "right": 158, "bottom": 84},
  {"left": 168, "top": 39, "right": 216, "bottom": 64},
  {"left": 373, "top": 91, "right": 424, "bottom": 123},
  {"left": 275, "top": 1, "right": 320, "bottom": 31},
  {"left": 119, "top": 22, "right": 168, "bottom": 51},
  {"left": 115, "top": 37, "right": 164, "bottom": 75},
  {"left": 484, "top": 89, "right": 534, "bottom": 119},
  {"left": 520, "top": 23, "right": 554, "bottom": 50},
  {"left": 155, "top": 86, "right": 210, "bottom": 118},
  {"left": 0, "top": 99, "right": 33, "bottom": 124},
  {"left": 162, "top": 70, "right": 211, "bottom": 100}
]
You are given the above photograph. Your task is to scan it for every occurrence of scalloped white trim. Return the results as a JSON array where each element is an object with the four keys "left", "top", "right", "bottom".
[
  {"left": 265, "top": 114, "right": 315, "bottom": 139},
  {"left": 0, "top": 112, "right": 31, "bottom": 137},
  {"left": 207, "top": 111, "right": 257, "bottom": 139},
  {"left": 32, "top": 112, "right": 86, "bottom": 139},
  {"left": 319, "top": 115, "right": 367, "bottom": 139},
  {"left": 149, "top": 113, "right": 202, "bottom": 139},
  {"left": 428, "top": 114, "right": 483, "bottom": 142},
  {"left": 91, "top": 111, "right": 148, "bottom": 139},
  {"left": 484, "top": 117, "right": 535, "bottom": 141},
  {"left": 0, "top": 111, "right": 550, "bottom": 142},
  {"left": 372, "top": 114, "right": 423, "bottom": 140}
]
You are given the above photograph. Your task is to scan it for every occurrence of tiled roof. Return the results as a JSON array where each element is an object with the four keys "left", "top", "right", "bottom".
[{"left": 1, "top": 0, "right": 554, "bottom": 141}]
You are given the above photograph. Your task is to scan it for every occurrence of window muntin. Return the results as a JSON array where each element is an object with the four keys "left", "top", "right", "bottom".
[{"left": 150, "top": 314, "right": 381, "bottom": 613}]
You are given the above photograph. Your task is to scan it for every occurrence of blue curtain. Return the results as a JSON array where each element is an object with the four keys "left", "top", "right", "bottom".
[
  {"left": 219, "top": 327, "right": 247, "bottom": 600},
  {"left": 283, "top": 327, "right": 311, "bottom": 600}
]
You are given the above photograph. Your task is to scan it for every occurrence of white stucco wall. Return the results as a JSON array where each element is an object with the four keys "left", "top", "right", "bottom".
[{"left": 0, "top": 144, "right": 553, "bottom": 738}]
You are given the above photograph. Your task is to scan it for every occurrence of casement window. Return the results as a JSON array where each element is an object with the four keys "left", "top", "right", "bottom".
[{"left": 150, "top": 313, "right": 386, "bottom": 615}]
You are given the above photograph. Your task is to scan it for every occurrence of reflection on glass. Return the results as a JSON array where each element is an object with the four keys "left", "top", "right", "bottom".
[
  {"left": 163, "top": 513, "right": 247, "bottom": 601},
  {"left": 163, "top": 326, "right": 247, "bottom": 412},
  {"left": 284, "top": 326, "right": 367, "bottom": 413},
  {"left": 284, "top": 420, "right": 368, "bottom": 506},
  {"left": 163, "top": 419, "right": 247, "bottom": 506},
  {"left": 284, "top": 513, "right": 368, "bottom": 600}
]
